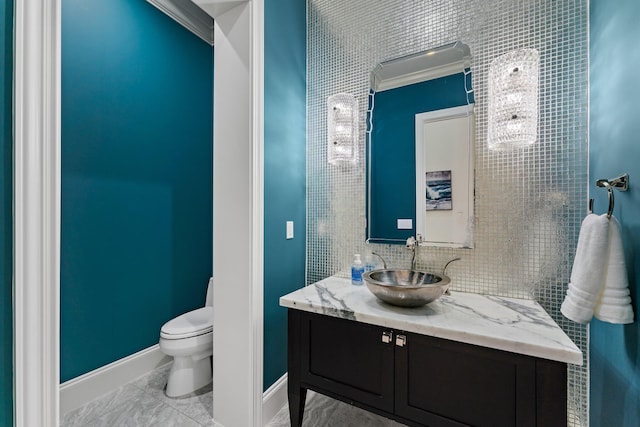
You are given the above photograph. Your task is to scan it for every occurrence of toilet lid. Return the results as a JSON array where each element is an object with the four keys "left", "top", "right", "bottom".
[{"left": 160, "top": 307, "right": 213, "bottom": 339}]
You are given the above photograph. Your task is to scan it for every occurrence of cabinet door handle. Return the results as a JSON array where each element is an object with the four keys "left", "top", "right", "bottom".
[
  {"left": 381, "top": 331, "right": 393, "bottom": 344},
  {"left": 395, "top": 335, "right": 406, "bottom": 347}
]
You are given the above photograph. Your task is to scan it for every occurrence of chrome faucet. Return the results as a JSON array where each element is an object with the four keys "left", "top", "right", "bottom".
[
  {"left": 370, "top": 252, "right": 387, "bottom": 269},
  {"left": 406, "top": 236, "right": 419, "bottom": 270},
  {"left": 442, "top": 257, "right": 462, "bottom": 295}
]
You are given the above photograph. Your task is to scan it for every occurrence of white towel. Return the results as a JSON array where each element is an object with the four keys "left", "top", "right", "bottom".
[
  {"left": 594, "top": 216, "right": 634, "bottom": 324},
  {"left": 561, "top": 214, "right": 610, "bottom": 323}
]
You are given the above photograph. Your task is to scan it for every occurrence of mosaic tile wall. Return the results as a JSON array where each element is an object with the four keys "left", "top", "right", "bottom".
[{"left": 306, "top": 0, "right": 589, "bottom": 425}]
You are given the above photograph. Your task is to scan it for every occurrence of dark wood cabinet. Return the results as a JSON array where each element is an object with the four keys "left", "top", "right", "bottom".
[
  {"left": 300, "top": 310, "right": 395, "bottom": 412},
  {"left": 288, "top": 309, "right": 567, "bottom": 427}
]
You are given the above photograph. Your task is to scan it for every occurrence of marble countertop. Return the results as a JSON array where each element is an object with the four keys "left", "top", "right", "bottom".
[{"left": 280, "top": 276, "right": 583, "bottom": 365}]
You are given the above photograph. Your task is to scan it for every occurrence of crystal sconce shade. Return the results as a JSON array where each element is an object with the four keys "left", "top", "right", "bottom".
[
  {"left": 488, "top": 48, "right": 540, "bottom": 151},
  {"left": 327, "top": 93, "right": 359, "bottom": 165}
]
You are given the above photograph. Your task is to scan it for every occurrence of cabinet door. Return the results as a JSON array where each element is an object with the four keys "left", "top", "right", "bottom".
[
  {"left": 395, "top": 332, "right": 537, "bottom": 427},
  {"left": 299, "top": 311, "right": 395, "bottom": 413}
]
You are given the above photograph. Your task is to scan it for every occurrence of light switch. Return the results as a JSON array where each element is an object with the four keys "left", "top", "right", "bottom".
[
  {"left": 286, "top": 221, "right": 294, "bottom": 239},
  {"left": 397, "top": 219, "right": 413, "bottom": 230}
]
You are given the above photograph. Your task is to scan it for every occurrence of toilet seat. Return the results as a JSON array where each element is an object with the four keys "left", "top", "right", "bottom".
[{"left": 160, "top": 307, "right": 213, "bottom": 340}]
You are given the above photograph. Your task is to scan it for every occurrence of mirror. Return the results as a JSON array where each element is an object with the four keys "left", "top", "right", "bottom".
[{"left": 366, "top": 42, "right": 475, "bottom": 247}]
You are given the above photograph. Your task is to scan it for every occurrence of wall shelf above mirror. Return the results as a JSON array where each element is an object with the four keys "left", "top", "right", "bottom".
[{"left": 366, "top": 41, "right": 475, "bottom": 248}]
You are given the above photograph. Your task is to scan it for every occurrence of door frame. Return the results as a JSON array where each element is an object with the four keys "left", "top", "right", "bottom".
[
  {"left": 13, "top": 0, "right": 61, "bottom": 425},
  {"left": 13, "top": 0, "right": 265, "bottom": 425}
]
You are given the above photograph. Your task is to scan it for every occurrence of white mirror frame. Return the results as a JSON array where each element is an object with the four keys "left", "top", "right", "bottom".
[{"left": 415, "top": 105, "right": 474, "bottom": 248}]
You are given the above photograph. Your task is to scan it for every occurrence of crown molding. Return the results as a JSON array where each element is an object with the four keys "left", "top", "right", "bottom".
[{"left": 147, "top": 0, "right": 214, "bottom": 45}]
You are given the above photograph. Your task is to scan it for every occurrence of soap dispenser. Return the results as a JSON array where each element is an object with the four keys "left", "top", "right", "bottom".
[
  {"left": 351, "top": 254, "right": 364, "bottom": 285},
  {"left": 364, "top": 254, "right": 375, "bottom": 272}
]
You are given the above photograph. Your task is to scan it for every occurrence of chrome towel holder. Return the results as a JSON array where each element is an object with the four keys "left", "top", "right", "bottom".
[{"left": 591, "top": 173, "right": 629, "bottom": 219}]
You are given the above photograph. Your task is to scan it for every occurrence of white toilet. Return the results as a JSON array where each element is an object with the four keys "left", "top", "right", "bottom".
[{"left": 159, "top": 277, "right": 213, "bottom": 398}]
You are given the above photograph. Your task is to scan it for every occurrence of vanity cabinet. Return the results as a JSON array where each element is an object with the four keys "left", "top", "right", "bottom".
[{"left": 288, "top": 310, "right": 567, "bottom": 427}]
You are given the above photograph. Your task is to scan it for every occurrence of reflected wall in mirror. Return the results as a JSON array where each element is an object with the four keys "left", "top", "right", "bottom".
[
  {"left": 415, "top": 106, "right": 474, "bottom": 248},
  {"left": 366, "top": 41, "right": 475, "bottom": 247}
]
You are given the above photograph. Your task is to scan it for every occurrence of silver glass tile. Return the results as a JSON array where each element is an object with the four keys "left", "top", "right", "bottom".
[{"left": 306, "top": 0, "right": 589, "bottom": 425}]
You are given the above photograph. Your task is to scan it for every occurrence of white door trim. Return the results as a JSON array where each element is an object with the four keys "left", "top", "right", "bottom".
[
  {"left": 250, "top": 2, "right": 265, "bottom": 425},
  {"left": 194, "top": 0, "right": 265, "bottom": 424},
  {"left": 13, "top": 0, "right": 61, "bottom": 426}
]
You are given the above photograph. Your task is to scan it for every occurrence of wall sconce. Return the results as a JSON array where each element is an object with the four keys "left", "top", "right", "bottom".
[
  {"left": 488, "top": 48, "right": 539, "bottom": 151},
  {"left": 327, "top": 93, "right": 359, "bottom": 165}
]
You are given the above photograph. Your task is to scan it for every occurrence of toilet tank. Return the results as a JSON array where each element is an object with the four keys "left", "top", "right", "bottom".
[{"left": 206, "top": 277, "right": 213, "bottom": 307}]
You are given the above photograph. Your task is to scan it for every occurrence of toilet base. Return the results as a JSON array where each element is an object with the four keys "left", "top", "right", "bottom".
[{"left": 165, "top": 354, "right": 212, "bottom": 398}]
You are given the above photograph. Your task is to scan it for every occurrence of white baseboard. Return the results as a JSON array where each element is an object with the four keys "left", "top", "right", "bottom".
[
  {"left": 262, "top": 373, "right": 288, "bottom": 426},
  {"left": 59, "top": 344, "right": 171, "bottom": 416}
]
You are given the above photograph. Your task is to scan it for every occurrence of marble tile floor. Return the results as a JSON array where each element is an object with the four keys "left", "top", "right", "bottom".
[
  {"left": 60, "top": 363, "right": 214, "bottom": 427},
  {"left": 61, "top": 362, "right": 405, "bottom": 426},
  {"left": 266, "top": 391, "right": 407, "bottom": 427}
]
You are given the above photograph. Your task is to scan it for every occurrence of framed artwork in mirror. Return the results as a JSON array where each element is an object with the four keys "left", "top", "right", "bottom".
[{"left": 425, "top": 170, "right": 453, "bottom": 211}]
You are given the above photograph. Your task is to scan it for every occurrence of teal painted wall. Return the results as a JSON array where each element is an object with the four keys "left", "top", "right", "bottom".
[
  {"left": 0, "top": 1, "right": 13, "bottom": 424},
  {"left": 62, "top": 0, "right": 213, "bottom": 381},
  {"left": 590, "top": 0, "right": 640, "bottom": 425},
  {"left": 263, "top": 0, "right": 306, "bottom": 390}
]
